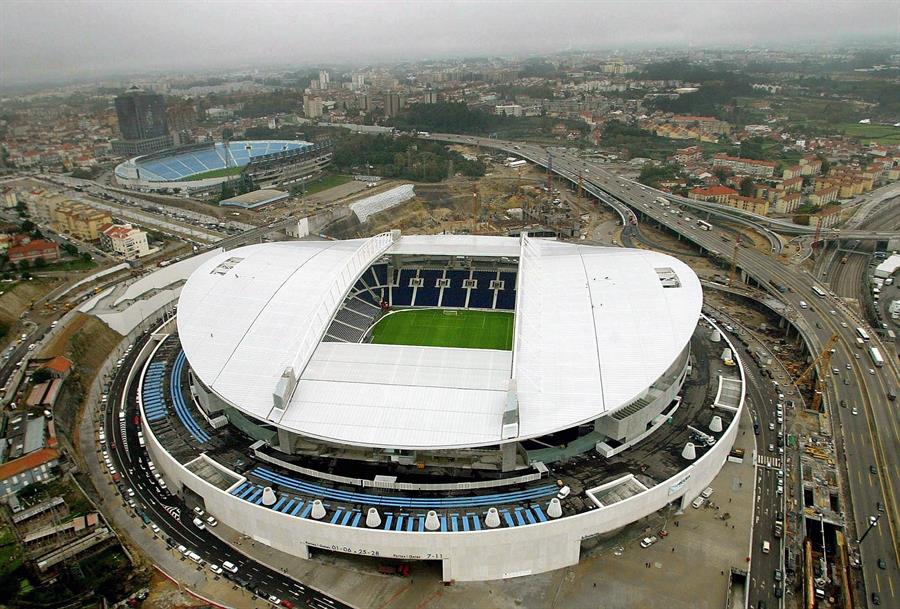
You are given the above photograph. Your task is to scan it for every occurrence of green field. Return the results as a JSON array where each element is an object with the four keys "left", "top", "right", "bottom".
[
  {"left": 302, "top": 173, "right": 353, "bottom": 195},
  {"left": 833, "top": 123, "right": 900, "bottom": 145},
  {"left": 178, "top": 165, "right": 245, "bottom": 181},
  {"left": 371, "top": 309, "right": 514, "bottom": 350}
]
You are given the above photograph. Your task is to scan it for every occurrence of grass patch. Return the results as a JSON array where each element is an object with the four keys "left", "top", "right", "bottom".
[
  {"left": 0, "top": 525, "right": 22, "bottom": 579},
  {"left": 294, "top": 174, "right": 353, "bottom": 196},
  {"left": 177, "top": 165, "right": 244, "bottom": 181},
  {"left": 37, "top": 258, "right": 98, "bottom": 272},
  {"left": 371, "top": 309, "right": 514, "bottom": 350},
  {"left": 831, "top": 123, "right": 900, "bottom": 145}
]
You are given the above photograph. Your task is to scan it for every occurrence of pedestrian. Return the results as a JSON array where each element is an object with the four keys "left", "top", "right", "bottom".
[{"left": 672, "top": 547, "right": 675, "bottom": 552}]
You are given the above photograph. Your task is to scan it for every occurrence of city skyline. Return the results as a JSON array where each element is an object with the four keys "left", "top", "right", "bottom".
[{"left": 1, "top": 0, "right": 898, "bottom": 85}]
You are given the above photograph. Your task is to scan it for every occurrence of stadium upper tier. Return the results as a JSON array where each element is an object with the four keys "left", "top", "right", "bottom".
[
  {"left": 176, "top": 234, "right": 702, "bottom": 450},
  {"left": 115, "top": 140, "right": 312, "bottom": 182}
]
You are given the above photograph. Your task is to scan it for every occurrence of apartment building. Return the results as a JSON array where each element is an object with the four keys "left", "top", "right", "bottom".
[
  {"left": 809, "top": 185, "right": 839, "bottom": 206},
  {"left": 774, "top": 192, "right": 802, "bottom": 214},
  {"left": 688, "top": 184, "right": 737, "bottom": 204},
  {"left": 725, "top": 195, "right": 770, "bottom": 216},
  {"left": 7, "top": 238, "right": 60, "bottom": 264},
  {"left": 99, "top": 223, "right": 150, "bottom": 258},
  {"left": 712, "top": 154, "right": 776, "bottom": 177},
  {"left": 54, "top": 203, "right": 112, "bottom": 241}
]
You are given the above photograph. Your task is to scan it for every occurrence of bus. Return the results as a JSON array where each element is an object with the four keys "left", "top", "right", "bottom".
[
  {"left": 869, "top": 346, "right": 884, "bottom": 368},
  {"left": 811, "top": 285, "right": 827, "bottom": 299},
  {"left": 856, "top": 327, "right": 871, "bottom": 342},
  {"left": 697, "top": 220, "right": 712, "bottom": 231}
]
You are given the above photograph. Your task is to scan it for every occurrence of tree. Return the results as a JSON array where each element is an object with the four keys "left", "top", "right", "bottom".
[
  {"left": 31, "top": 368, "right": 53, "bottom": 384},
  {"left": 713, "top": 167, "right": 730, "bottom": 183},
  {"left": 739, "top": 177, "right": 755, "bottom": 197},
  {"left": 21, "top": 220, "right": 35, "bottom": 232},
  {"left": 33, "top": 256, "right": 47, "bottom": 269}
]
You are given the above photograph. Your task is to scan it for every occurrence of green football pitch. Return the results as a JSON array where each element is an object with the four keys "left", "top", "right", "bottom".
[{"left": 370, "top": 309, "right": 514, "bottom": 350}]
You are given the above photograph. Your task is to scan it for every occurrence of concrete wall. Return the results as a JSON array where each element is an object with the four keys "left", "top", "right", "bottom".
[
  {"left": 144, "top": 405, "right": 738, "bottom": 581},
  {"left": 595, "top": 348, "right": 689, "bottom": 442}
]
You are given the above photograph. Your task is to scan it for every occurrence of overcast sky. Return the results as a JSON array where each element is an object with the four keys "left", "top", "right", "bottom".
[{"left": 2, "top": 0, "right": 898, "bottom": 85}]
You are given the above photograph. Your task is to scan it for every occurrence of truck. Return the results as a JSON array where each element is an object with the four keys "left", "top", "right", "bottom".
[
  {"left": 769, "top": 279, "right": 787, "bottom": 294},
  {"left": 774, "top": 512, "right": 784, "bottom": 538},
  {"left": 655, "top": 196, "right": 669, "bottom": 206}
]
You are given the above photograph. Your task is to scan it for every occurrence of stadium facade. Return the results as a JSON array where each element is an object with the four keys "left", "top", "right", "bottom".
[
  {"left": 113, "top": 140, "right": 333, "bottom": 196},
  {"left": 132, "top": 233, "right": 745, "bottom": 581}
]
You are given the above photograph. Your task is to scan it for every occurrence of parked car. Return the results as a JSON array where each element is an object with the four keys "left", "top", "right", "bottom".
[{"left": 640, "top": 536, "right": 658, "bottom": 548}]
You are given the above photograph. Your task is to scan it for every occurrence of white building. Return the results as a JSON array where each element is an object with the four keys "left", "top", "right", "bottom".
[
  {"left": 100, "top": 223, "right": 150, "bottom": 259},
  {"left": 495, "top": 104, "right": 523, "bottom": 117}
]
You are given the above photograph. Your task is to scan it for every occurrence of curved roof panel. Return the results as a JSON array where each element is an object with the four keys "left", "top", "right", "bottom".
[{"left": 177, "top": 235, "right": 702, "bottom": 449}]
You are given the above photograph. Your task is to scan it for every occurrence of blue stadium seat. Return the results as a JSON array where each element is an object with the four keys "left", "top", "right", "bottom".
[
  {"left": 414, "top": 269, "right": 442, "bottom": 307},
  {"left": 441, "top": 270, "right": 468, "bottom": 308},
  {"left": 468, "top": 271, "right": 496, "bottom": 309},
  {"left": 391, "top": 269, "right": 416, "bottom": 306},
  {"left": 496, "top": 272, "right": 517, "bottom": 310}
]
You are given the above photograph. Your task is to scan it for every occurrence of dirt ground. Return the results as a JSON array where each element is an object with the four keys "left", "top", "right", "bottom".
[
  {"left": 336, "top": 165, "right": 551, "bottom": 238},
  {"left": 143, "top": 571, "right": 205, "bottom": 609},
  {"left": 40, "top": 313, "right": 122, "bottom": 454},
  {"left": 0, "top": 278, "right": 62, "bottom": 337}
]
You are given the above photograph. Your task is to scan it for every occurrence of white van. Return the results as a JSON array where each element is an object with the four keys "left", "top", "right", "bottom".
[
  {"left": 762, "top": 540, "right": 771, "bottom": 554},
  {"left": 222, "top": 561, "right": 239, "bottom": 574},
  {"left": 701, "top": 487, "right": 714, "bottom": 499},
  {"left": 799, "top": 301, "right": 808, "bottom": 309},
  {"left": 187, "top": 551, "right": 203, "bottom": 564},
  {"left": 691, "top": 496, "right": 705, "bottom": 509}
]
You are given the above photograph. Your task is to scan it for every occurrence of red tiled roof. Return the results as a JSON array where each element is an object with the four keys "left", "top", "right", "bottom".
[
  {"left": 0, "top": 448, "right": 59, "bottom": 481},
  {"left": 8, "top": 239, "right": 59, "bottom": 256},
  {"left": 44, "top": 356, "right": 72, "bottom": 374},
  {"left": 691, "top": 185, "right": 737, "bottom": 196}
]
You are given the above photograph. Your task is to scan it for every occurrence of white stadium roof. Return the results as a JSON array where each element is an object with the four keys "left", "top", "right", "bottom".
[{"left": 177, "top": 235, "right": 702, "bottom": 449}]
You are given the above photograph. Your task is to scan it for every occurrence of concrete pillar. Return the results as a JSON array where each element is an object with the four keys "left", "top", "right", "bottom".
[
  {"left": 425, "top": 510, "right": 440, "bottom": 531},
  {"left": 709, "top": 416, "right": 723, "bottom": 433},
  {"left": 311, "top": 499, "right": 326, "bottom": 520},
  {"left": 501, "top": 442, "right": 517, "bottom": 472},
  {"left": 485, "top": 507, "right": 501, "bottom": 528},
  {"left": 682, "top": 442, "right": 697, "bottom": 460}
]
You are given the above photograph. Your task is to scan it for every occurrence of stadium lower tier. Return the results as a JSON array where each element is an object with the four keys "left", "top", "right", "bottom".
[{"left": 133, "top": 315, "right": 745, "bottom": 581}]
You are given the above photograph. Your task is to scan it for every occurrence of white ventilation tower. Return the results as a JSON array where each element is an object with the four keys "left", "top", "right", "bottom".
[
  {"left": 261, "top": 487, "right": 277, "bottom": 506},
  {"left": 547, "top": 498, "right": 563, "bottom": 518},
  {"left": 366, "top": 507, "right": 381, "bottom": 528},
  {"left": 682, "top": 442, "right": 697, "bottom": 460},
  {"left": 485, "top": 507, "right": 501, "bottom": 528}
]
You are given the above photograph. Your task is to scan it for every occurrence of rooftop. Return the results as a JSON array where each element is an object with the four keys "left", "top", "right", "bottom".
[{"left": 177, "top": 236, "right": 702, "bottom": 450}]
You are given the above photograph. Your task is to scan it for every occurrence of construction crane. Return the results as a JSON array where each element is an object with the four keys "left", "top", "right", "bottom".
[
  {"left": 793, "top": 334, "right": 840, "bottom": 412},
  {"left": 729, "top": 234, "right": 743, "bottom": 286}
]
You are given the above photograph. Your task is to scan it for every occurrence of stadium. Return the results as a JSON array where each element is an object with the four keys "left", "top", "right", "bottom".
[
  {"left": 129, "top": 233, "right": 745, "bottom": 581},
  {"left": 113, "top": 140, "right": 333, "bottom": 195}
]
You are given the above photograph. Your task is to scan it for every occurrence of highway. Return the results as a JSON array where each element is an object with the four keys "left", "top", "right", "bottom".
[
  {"left": 100, "top": 330, "right": 349, "bottom": 609},
  {"left": 429, "top": 133, "right": 899, "bottom": 608}
]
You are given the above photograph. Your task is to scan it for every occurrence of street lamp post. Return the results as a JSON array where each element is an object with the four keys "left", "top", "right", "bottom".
[{"left": 857, "top": 512, "right": 881, "bottom": 545}]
